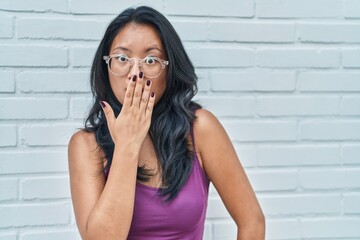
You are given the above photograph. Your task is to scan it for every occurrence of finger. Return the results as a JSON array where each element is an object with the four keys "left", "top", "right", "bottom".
[
  {"left": 131, "top": 72, "right": 144, "bottom": 108},
  {"left": 99, "top": 100, "right": 115, "bottom": 128},
  {"left": 123, "top": 75, "right": 137, "bottom": 110},
  {"left": 139, "top": 79, "right": 152, "bottom": 113},
  {"left": 145, "top": 91, "right": 155, "bottom": 119}
]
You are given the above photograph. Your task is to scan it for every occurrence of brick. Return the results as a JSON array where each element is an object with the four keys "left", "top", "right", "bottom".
[
  {"left": 234, "top": 144, "right": 257, "bottom": 168},
  {"left": 20, "top": 124, "right": 81, "bottom": 146},
  {"left": 22, "top": 230, "right": 81, "bottom": 240},
  {"left": 0, "top": 179, "right": 17, "bottom": 201},
  {"left": 70, "top": 0, "right": 163, "bottom": 14},
  {"left": 343, "top": 144, "right": 360, "bottom": 165},
  {"left": 300, "top": 120, "right": 360, "bottom": 140},
  {"left": 299, "top": 72, "right": 360, "bottom": 92},
  {"left": 187, "top": 47, "right": 255, "bottom": 68},
  {"left": 0, "top": 0, "right": 67, "bottom": 12},
  {"left": 195, "top": 70, "right": 209, "bottom": 92},
  {"left": 258, "top": 144, "right": 340, "bottom": 166},
  {"left": 344, "top": 0, "right": 360, "bottom": 18},
  {"left": 222, "top": 120, "right": 297, "bottom": 142},
  {"left": 341, "top": 96, "right": 360, "bottom": 115},
  {"left": 0, "top": 233, "right": 17, "bottom": 240},
  {"left": 299, "top": 169, "right": 360, "bottom": 189},
  {"left": 0, "top": 151, "right": 68, "bottom": 174},
  {"left": 211, "top": 70, "right": 296, "bottom": 92},
  {"left": 0, "top": 204, "right": 69, "bottom": 227},
  {"left": 343, "top": 49, "right": 360, "bottom": 68},
  {"left": 344, "top": 193, "right": 360, "bottom": 214},
  {"left": 257, "top": 0, "right": 341, "bottom": 18},
  {"left": 195, "top": 96, "right": 255, "bottom": 117},
  {"left": 70, "top": 97, "right": 93, "bottom": 119},
  {"left": 171, "top": 20, "right": 207, "bottom": 42},
  {"left": 203, "top": 223, "right": 212, "bottom": 240},
  {"left": 22, "top": 176, "right": 70, "bottom": 200},
  {"left": 212, "top": 221, "right": 237, "bottom": 239},
  {"left": 298, "top": 23, "right": 360, "bottom": 43},
  {"left": 259, "top": 194, "right": 341, "bottom": 216},
  {"left": 266, "top": 219, "right": 300, "bottom": 239},
  {"left": 0, "top": 98, "right": 68, "bottom": 119},
  {"left": 18, "top": 18, "right": 107, "bottom": 40},
  {"left": 209, "top": 22, "right": 294, "bottom": 43},
  {"left": 0, "top": 16, "right": 12, "bottom": 38},
  {"left": 0, "top": 125, "right": 16, "bottom": 146},
  {"left": 72, "top": 47, "right": 97, "bottom": 67},
  {"left": 301, "top": 218, "right": 360, "bottom": 238},
  {"left": 0, "top": 45, "right": 67, "bottom": 67},
  {"left": 247, "top": 170, "right": 297, "bottom": 191},
  {"left": 17, "top": 71, "right": 90, "bottom": 93},
  {"left": 257, "top": 49, "right": 340, "bottom": 68},
  {"left": 167, "top": 0, "right": 253, "bottom": 17},
  {"left": 257, "top": 96, "right": 339, "bottom": 116},
  {"left": 207, "top": 197, "right": 231, "bottom": 219},
  {"left": 0, "top": 71, "right": 15, "bottom": 92}
]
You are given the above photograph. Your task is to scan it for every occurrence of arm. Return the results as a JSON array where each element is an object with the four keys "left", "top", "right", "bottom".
[
  {"left": 194, "top": 109, "right": 265, "bottom": 240},
  {"left": 68, "top": 75, "right": 155, "bottom": 239}
]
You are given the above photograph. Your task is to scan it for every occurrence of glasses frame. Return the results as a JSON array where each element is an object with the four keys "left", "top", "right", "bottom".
[{"left": 103, "top": 54, "right": 169, "bottom": 79}]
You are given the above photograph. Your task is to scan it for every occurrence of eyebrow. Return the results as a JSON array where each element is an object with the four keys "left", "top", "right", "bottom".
[{"left": 111, "top": 45, "right": 164, "bottom": 55}]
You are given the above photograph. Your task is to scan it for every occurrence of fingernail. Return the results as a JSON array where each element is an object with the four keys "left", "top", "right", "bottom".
[
  {"left": 132, "top": 75, "right": 137, "bottom": 81},
  {"left": 146, "top": 80, "right": 151, "bottom": 86},
  {"left": 139, "top": 71, "right": 143, "bottom": 78},
  {"left": 99, "top": 101, "right": 106, "bottom": 108},
  {"left": 151, "top": 92, "right": 155, "bottom": 97}
]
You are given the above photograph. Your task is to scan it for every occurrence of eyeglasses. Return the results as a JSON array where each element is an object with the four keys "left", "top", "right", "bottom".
[{"left": 103, "top": 54, "right": 169, "bottom": 79}]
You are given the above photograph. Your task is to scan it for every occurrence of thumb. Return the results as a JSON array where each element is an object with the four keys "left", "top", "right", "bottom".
[{"left": 99, "top": 101, "right": 115, "bottom": 127}]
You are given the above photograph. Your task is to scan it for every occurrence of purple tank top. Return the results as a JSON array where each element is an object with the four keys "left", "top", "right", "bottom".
[{"left": 105, "top": 125, "right": 210, "bottom": 239}]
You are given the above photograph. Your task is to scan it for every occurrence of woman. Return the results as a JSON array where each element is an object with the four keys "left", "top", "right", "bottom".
[{"left": 68, "top": 6, "right": 265, "bottom": 240}]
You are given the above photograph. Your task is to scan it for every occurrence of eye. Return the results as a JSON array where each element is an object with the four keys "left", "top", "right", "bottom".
[
  {"left": 115, "top": 54, "right": 128, "bottom": 62},
  {"left": 144, "top": 56, "right": 157, "bottom": 65}
]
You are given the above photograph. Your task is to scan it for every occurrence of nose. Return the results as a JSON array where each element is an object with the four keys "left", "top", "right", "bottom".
[{"left": 127, "top": 58, "right": 142, "bottom": 80}]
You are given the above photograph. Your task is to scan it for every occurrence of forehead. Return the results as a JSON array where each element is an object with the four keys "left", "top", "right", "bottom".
[{"left": 110, "top": 23, "right": 164, "bottom": 54}]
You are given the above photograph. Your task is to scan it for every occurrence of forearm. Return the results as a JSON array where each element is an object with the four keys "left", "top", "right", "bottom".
[
  {"left": 85, "top": 145, "right": 139, "bottom": 240},
  {"left": 236, "top": 218, "right": 266, "bottom": 240}
]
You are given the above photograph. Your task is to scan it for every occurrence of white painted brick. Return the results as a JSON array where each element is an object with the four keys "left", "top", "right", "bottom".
[
  {"left": 188, "top": 48, "right": 255, "bottom": 68},
  {"left": 209, "top": 22, "right": 294, "bottom": 42},
  {"left": 298, "top": 23, "right": 360, "bottom": 43},
  {"left": 0, "top": 125, "right": 16, "bottom": 146},
  {"left": 70, "top": 97, "right": 92, "bottom": 119},
  {"left": 234, "top": 144, "right": 257, "bottom": 168},
  {"left": 203, "top": 223, "right": 212, "bottom": 240},
  {"left": 72, "top": 47, "right": 97, "bottom": 67},
  {"left": 0, "top": 204, "right": 69, "bottom": 227},
  {"left": 257, "top": 49, "right": 340, "bottom": 68},
  {"left": 258, "top": 144, "right": 340, "bottom": 166},
  {"left": 22, "top": 176, "right": 70, "bottom": 200},
  {"left": 301, "top": 218, "right": 360, "bottom": 238},
  {"left": 343, "top": 49, "right": 360, "bottom": 68},
  {"left": 0, "top": 179, "right": 17, "bottom": 201},
  {"left": 0, "top": 0, "right": 67, "bottom": 12},
  {"left": 212, "top": 221, "right": 237, "bottom": 240},
  {"left": 17, "top": 71, "right": 90, "bottom": 93},
  {"left": 222, "top": 120, "right": 297, "bottom": 142},
  {"left": 299, "top": 72, "right": 360, "bottom": 92},
  {"left": 343, "top": 144, "right": 360, "bottom": 165},
  {"left": 0, "top": 98, "right": 68, "bottom": 119},
  {"left": 266, "top": 218, "right": 300, "bottom": 240},
  {"left": 18, "top": 18, "right": 107, "bottom": 40},
  {"left": 344, "top": 193, "right": 360, "bottom": 214},
  {"left": 207, "top": 197, "right": 231, "bottom": 219},
  {"left": 0, "top": 233, "right": 17, "bottom": 240},
  {"left": 0, "top": 71, "right": 15, "bottom": 93},
  {"left": 70, "top": 0, "right": 163, "bottom": 14},
  {"left": 299, "top": 169, "right": 360, "bottom": 189},
  {"left": 171, "top": 20, "right": 207, "bottom": 42},
  {"left": 0, "top": 45, "right": 67, "bottom": 67},
  {"left": 195, "top": 96, "right": 255, "bottom": 117},
  {"left": 167, "top": 0, "right": 254, "bottom": 17},
  {"left": 257, "top": 0, "right": 341, "bottom": 18},
  {"left": 196, "top": 70, "right": 209, "bottom": 92},
  {"left": 300, "top": 120, "right": 360, "bottom": 141},
  {"left": 258, "top": 95, "right": 339, "bottom": 116},
  {"left": 344, "top": 0, "right": 360, "bottom": 18},
  {"left": 0, "top": 151, "right": 68, "bottom": 174},
  {"left": 259, "top": 194, "right": 341, "bottom": 216},
  {"left": 0, "top": 16, "right": 12, "bottom": 39},
  {"left": 20, "top": 124, "right": 81, "bottom": 146},
  {"left": 211, "top": 70, "right": 296, "bottom": 92},
  {"left": 341, "top": 96, "right": 360, "bottom": 116},
  {"left": 21, "top": 230, "right": 81, "bottom": 240},
  {"left": 248, "top": 170, "right": 297, "bottom": 192}
]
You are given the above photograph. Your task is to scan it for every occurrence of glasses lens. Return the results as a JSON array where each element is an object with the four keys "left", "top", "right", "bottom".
[
  {"left": 142, "top": 57, "right": 162, "bottom": 78},
  {"left": 109, "top": 56, "right": 130, "bottom": 76}
]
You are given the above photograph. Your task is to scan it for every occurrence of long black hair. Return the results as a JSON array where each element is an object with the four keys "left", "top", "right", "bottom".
[{"left": 84, "top": 6, "right": 201, "bottom": 201}]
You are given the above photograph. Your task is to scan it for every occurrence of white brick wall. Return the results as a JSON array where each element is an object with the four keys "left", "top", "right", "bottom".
[{"left": 0, "top": 0, "right": 359, "bottom": 239}]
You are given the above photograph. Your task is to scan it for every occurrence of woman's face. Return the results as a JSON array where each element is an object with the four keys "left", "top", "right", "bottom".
[{"left": 107, "top": 23, "right": 168, "bottom": 106}]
